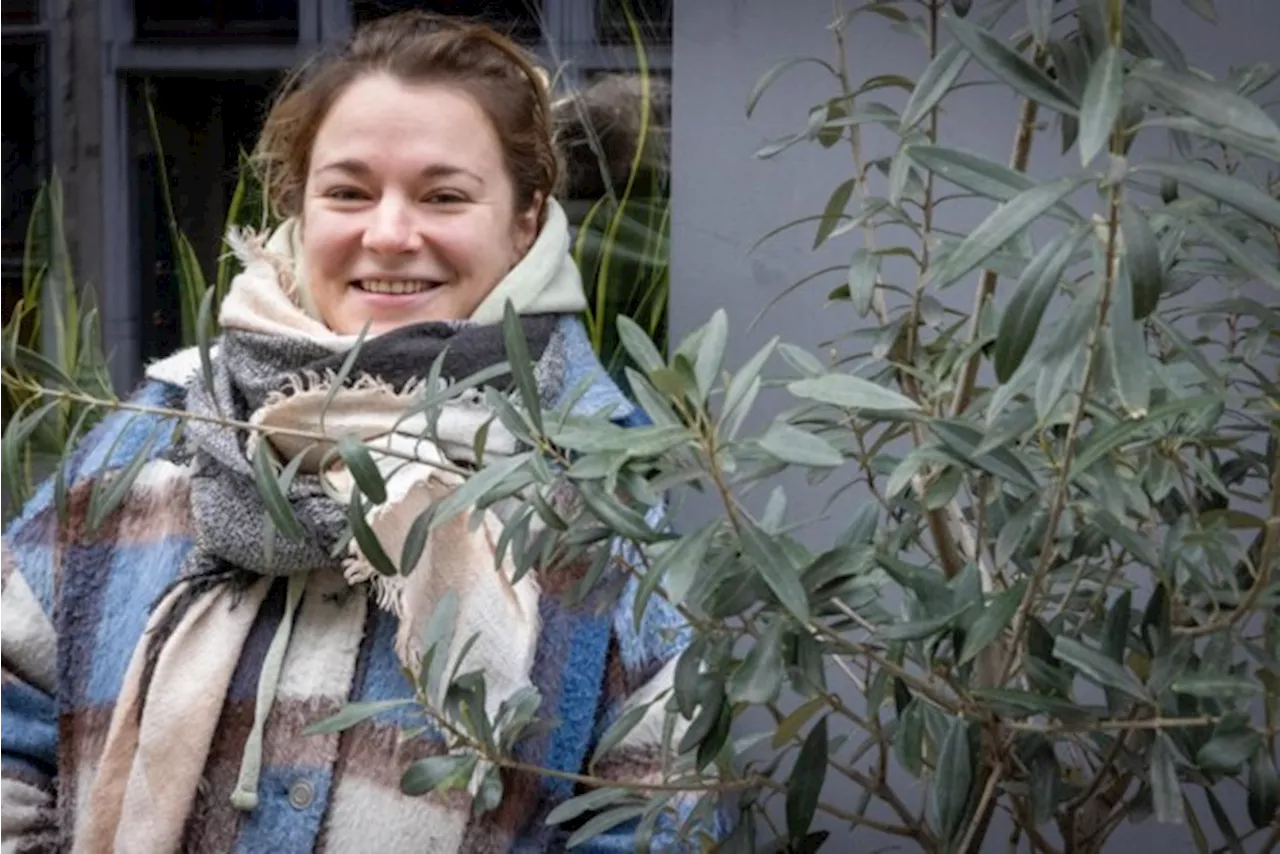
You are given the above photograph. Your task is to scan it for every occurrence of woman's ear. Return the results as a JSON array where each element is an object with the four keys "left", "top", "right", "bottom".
[{"left": 512, "top": 192, "right": 543, "bottom": 258}]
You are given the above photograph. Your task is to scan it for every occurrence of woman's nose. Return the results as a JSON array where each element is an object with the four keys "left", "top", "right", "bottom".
[{"left": 362, "top": 199, "right": 422, "bottom": 254}]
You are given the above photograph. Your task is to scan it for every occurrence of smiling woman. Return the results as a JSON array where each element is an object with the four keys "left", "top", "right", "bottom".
[{"left": 0, "top": 10, "right": 722, "bottom": 854}]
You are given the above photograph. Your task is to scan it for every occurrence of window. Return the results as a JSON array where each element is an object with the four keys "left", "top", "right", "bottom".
[
  {"left": 352, "top": 0, "right": 543, "bottom": 42},
  {"left": 2, "top": 0, "right": 41, "bottom": 26},
  {"left": 134, "top": 0, "right": 300, "bottom": 44},
  {"left": 595, "top": 0, "right": 671, "bottom": 45},
  {"left": 2, "top": 20, "right": 48, "bottom": 328},
  {"left": 127, "top": 75, "right": 280, "bottom": 363}
]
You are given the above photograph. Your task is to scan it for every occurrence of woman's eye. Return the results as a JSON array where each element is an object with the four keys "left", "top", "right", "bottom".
[
  {"left": 326, "top": 187, "right": 367, "bottom": 201},
  {"left": 426, "top": 192, "right": 467, "bottom": 205}
]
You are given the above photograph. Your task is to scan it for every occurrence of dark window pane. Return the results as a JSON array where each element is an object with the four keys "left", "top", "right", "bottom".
[
  {"left": 128, "top": 75, "right": 279, "bottom": 363},
  {"left": 2, "top": 0, "right": 41, "bottom": 26},
  {"left": 134, "top": 0, "right": 299, "bottom": 43},
  {"left": 596, "top": 0, "right": 671, "bottom": 45},
  {"left": 2, "top": 37, "right": 48, "bottom": 325},
  {"left": 353, "top": 0, "right": 543, "bottom": 42}
]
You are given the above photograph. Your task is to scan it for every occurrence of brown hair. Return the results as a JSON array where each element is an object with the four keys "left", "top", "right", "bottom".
[{"left": 254, "top": 11, "right": 559, "bottom": 222}]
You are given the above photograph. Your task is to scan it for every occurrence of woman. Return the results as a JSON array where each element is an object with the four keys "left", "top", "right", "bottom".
[{"left": 1, "top": 12, "right": 719, "bottom": 852}]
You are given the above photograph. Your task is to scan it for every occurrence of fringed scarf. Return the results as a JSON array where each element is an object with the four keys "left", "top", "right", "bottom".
[{"left": 77, "top": 201, "right": 588, "bottom": 853}]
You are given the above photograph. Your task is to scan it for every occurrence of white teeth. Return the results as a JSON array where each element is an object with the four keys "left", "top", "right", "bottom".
[{"left": 359, "top": 279, "right": 435, "bottom": 295}]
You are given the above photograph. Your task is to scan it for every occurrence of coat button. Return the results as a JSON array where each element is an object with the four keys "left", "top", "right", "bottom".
[{"left": 288, "top": 779, "right": 315, "bottom": 810}]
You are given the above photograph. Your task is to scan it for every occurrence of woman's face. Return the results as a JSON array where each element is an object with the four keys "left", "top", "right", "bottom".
[{"left": 301, "top": 74, "right": 539, "bottom": 335}]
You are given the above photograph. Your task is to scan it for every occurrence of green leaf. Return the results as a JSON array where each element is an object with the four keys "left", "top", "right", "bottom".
[
  {"left": 995, "top": 226, "right": 1087, "bottom": 382},
  {"left": 959, "top": 580, "right": 1025, "bottom": 665},
  {"left": 250, "top": 438, "right": 304, "bottom": 542},
  {"left": 303, "top": 699, "right": 412, "bottom": 735},
  {"left": 1072, "top": 395, "right": 1217, "bottom": 475},
  {"left": 785, "top": 716, "right": 828, "bottom": 845},
  {"left": 1151, "top": 733, "right": 1184, "bottom": 824},
  {"left": 337, "top": 434, "right": 387, "bottom": 505},
  {"left": 1131, "top": 62, "right": 1280, "bottom": 141},
  {"left": 1079, "top": 45, "right": 1124, "bottom": 165},
  {"left": 728, "top": 620, "right": 785, "bottom": 704},
  {"left": 653, "top": 520, "right": 718, "bottom": 608},
  {"left": 1053, "top": 636, "right": 1148, "bottom": 701},
  {"left": 740, "top": 517, "right": 810, "bottom": 623},
  {"left": 1247, "top": 750, "right": 1279, "bottom": 829},
  {"left": 1120, "top": 204, "right": 1164, "bottom": 319},
  {"left": 720, "top": 337, "right": 777, "bottom": 437},
  {"left": 319, "top": 321, "right": 370, "bottom": 433},
  {"left": 401, "top": 754, "right": 476, "bottom": 796},
  {"left": 419, "top": 589, "right": 459, "bottom": 699},
  {"left": 503, "top": 301, "right": 543, "bottom": 433},
  {"left": 430, "top": 452, "right": 531, "bottom": 530},
  {"left": 694, "top": 309, "right": 728, "bottom": 403},
  {"left": 617, "top": 315, "right": 665, "bottom": 374},
  {"left": 929, "top": 175, "right": 1085, "bottom": 289},
  {"left": 1026, "top": 0, "right": 1053, "bottom": 45},
  {"left": 814, "top": 178, "right": 856, "bottom": 249},
  {"left": 759, "top": 422, "right": 844, "bottom": 468},
  {"left": 879, "top": 609, "right": 967, "bottom": 642},
  {"left": 943, "top": 12, "right": 1078, "bottom": 115},
  {"left": 1135, "top": 161, "right": 1280, "bottom": 230},
  {"left": 1169, "top": 674, "right": 1261, "bottom": 700},
  {"left": 86, "top": 426, "right": 159, "bottom": 532},
  {"left": 932, "top": 717, "right": 975, "bottom": 842},
  {"left": 546, "top": 787, "right": 630, "bottom": 826},
  {"left": 1107, "top": 267, "right": 1151, "bottom": 418},
  {"left": 900, "top": 40, "right": 970, "bottom": 132},
  {"left": 1197, "top": 727, "right": 1262, "bottom": 774},
  {"left": 567, "top": 805, "right": 648, "bottom": 849},
  {"left": 847, "top": 248, "right": 880, "bottom": 317},
  {"left": 773, "top": 696, "right": 827, "bottom": 749},
  {"left": 196, "top": 284, "right": 220, "bottom": 413},
  {"left": 970, "top": 688, "right": 1090, "bottom": 721},
  {"left": 1192, "top": 217, "right": 1280, "bottom": 292},
  {"left": 348, "top": 492, "right": 398, "bottom": 576},
  {"left": 929, "top": 419, "right": 1038, "bottom": 488},
  {"left": 789, "top": 373, "right": 920, "bottom": 411},
  {"left": 893, "top": 699, "right": 924, "bottom": 777},
  {"left": 747, "top": 56, "right": 837, "bottom": 117},
  {"left": 907, "top": 145, "right": 1074, "bottom": 217}
]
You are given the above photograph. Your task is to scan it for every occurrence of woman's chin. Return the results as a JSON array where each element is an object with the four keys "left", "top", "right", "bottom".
[{"left": 338, "top": 287, "right": 462, "bottom": 332}]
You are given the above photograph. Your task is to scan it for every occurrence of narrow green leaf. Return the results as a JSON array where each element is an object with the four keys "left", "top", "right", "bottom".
[
  {"left": 338, "top": 434, "right": 387, "bottom": 505},
  {"left": 789, "top": 373, "right": 920, "bottom": 411},
  {"left": 654, "top": 520, "right": 718, "bottom": 608},
  {"left": 900, "top": 40, "right": 970, "bottom": 131},
  {"left": 1151, "top": 733, "right": 1184, "bottom": 824},
  {"left": 970, "top": 688, "right": 1090, "bottom": 721},
  {"left": 995, "top": 226, "right": 1087, "bottom": 381},
  {"left": 814, "top": 178, "right": 856, "bottom": 249},
  {"left": 1072, "top": 395, "right": 1217, "bottom": 475},
  {"left": 503, "top": 301, "right": 543, "bottom": 433},
  {"left": 740, "top": 517, "right": 810, "bottom": 623},
  {"left": 348, "top": 492, "right": 398, "bottom": 576},
  {"left": 1107, "top": 267, "right": 1151, "bottom": 418},
  {"left": 929, "top": 419, "right": 1038, "bottom": 488},
  {"left": 1026, "top": 0, "right": 1053, "bottom": 45},
  {"left": 1193, "top": 216, "right": 1280, "bottom": 291},
  {"left": 1079, "top": 45, "right": 1124, "bottom": 165},
  {"left": 196, "top": 284, "right": 220, "bottom": 413},
  {"left": 928, "top": 175, "right": 1086, "bottom": 289},
  {"left": 1197, "top": 727, "right": 1262, "bottom": 774},
  {"left": 747, "top": 56, "right": 838, "bottom": 117},
  {"left": 785, "top": 716, "right": 828, "bottom": 844},
  {"left": 694, "top": 309, "right": 728, "bottom": 403},
  {"left": 401, "top": 754, "right": 476, "bottom": 796},
  {"left": 591, "top": 702, "right": 655, "bottom": 767},
  {"left": 908, "top": 145, "right": 1075, "bottom": 216},
  {"left": 430, "top": 452, "right": 532, "bottom": 530},
  {"left": 1247, "top": 750, "right": 1279, "bottom": 829},
  {"left": 87, "top": 427, "right": 159, "bottom": 531},
  {"left": 893, "top": 699, "right": 924, "bottom": 776},
  {"left": 720, "top": 337, "right": 777, "bottom": 435},
  {"left": 546, "top": 787, "right": 630, "bottom": 826},
  {"left": 1169, "top": 674, "right": 1261, "bottom": 700},
  {"left": 617, "top": 315, "right": 666, "bottom": 375},
  {"left": 943, "top": 12, "right": 1079, "bottom": 115},
  {"left": 1131, "top": 63, "right": 1280, "bottom": 142},
  {"left": 320, "top": 321, "right": 370, "bottom": 433},
  {"left": 1135, "top": 161, "right": 1280, "bottom": 230},
  {"left": 567, "top": 805, "right": 648, "bottom": 849},
  {"left": 727, "top": 620, "right": 784, "bottom": 704},
  {"left": 1120, "top": 204, "right": 1164, "bottom": 319},
  {"left": 253, "top": 438, "right": 305, "bottom": 542},
  {"left": 1053, "top": 636, "right": 1148, "bottom": 701},
  {"left": 304, "top": 699, "right": 412, "bottom": 735},
  {"left": 772, "top": 696, "right": 827, "bottom": 749},
  {"left": 959, "top": 580, "right": 1025, "bottom": 665},
  {"left": 759, "top": 422, "right": 844, "bottom": 468},
  {"left": 932, "top": 717, "right": 975, "bottom": 842},
  {"left": 847, "top": 247, "right": 880, "bottom": 317}
]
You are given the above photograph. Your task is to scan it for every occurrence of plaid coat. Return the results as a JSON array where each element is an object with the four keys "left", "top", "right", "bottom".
[{"left": 1, "top": 317, "right": 719, "bottom": 853}]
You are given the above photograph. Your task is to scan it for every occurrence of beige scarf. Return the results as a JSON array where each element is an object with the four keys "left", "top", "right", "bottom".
[{"left": 77, "top": 200, "right": 587, "bottom": 853}]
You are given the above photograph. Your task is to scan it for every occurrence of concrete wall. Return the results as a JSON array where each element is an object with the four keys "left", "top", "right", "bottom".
[{"left": 670, "top": 0, "right": 1278, "bottom": 849}]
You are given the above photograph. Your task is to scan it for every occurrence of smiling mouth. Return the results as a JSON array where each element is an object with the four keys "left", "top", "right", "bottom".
[{"left": 355, "top": 279, "right": 442, "bottom": 295}]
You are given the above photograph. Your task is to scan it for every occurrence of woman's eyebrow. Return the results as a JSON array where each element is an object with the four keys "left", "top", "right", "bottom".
[{"left": 314, "top": 159, "right": 485, "bottom": 186}]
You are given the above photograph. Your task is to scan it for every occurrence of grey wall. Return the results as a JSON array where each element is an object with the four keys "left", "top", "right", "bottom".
[{"left": 670, "top": 0, "right": 1278, "bottom": 850}]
